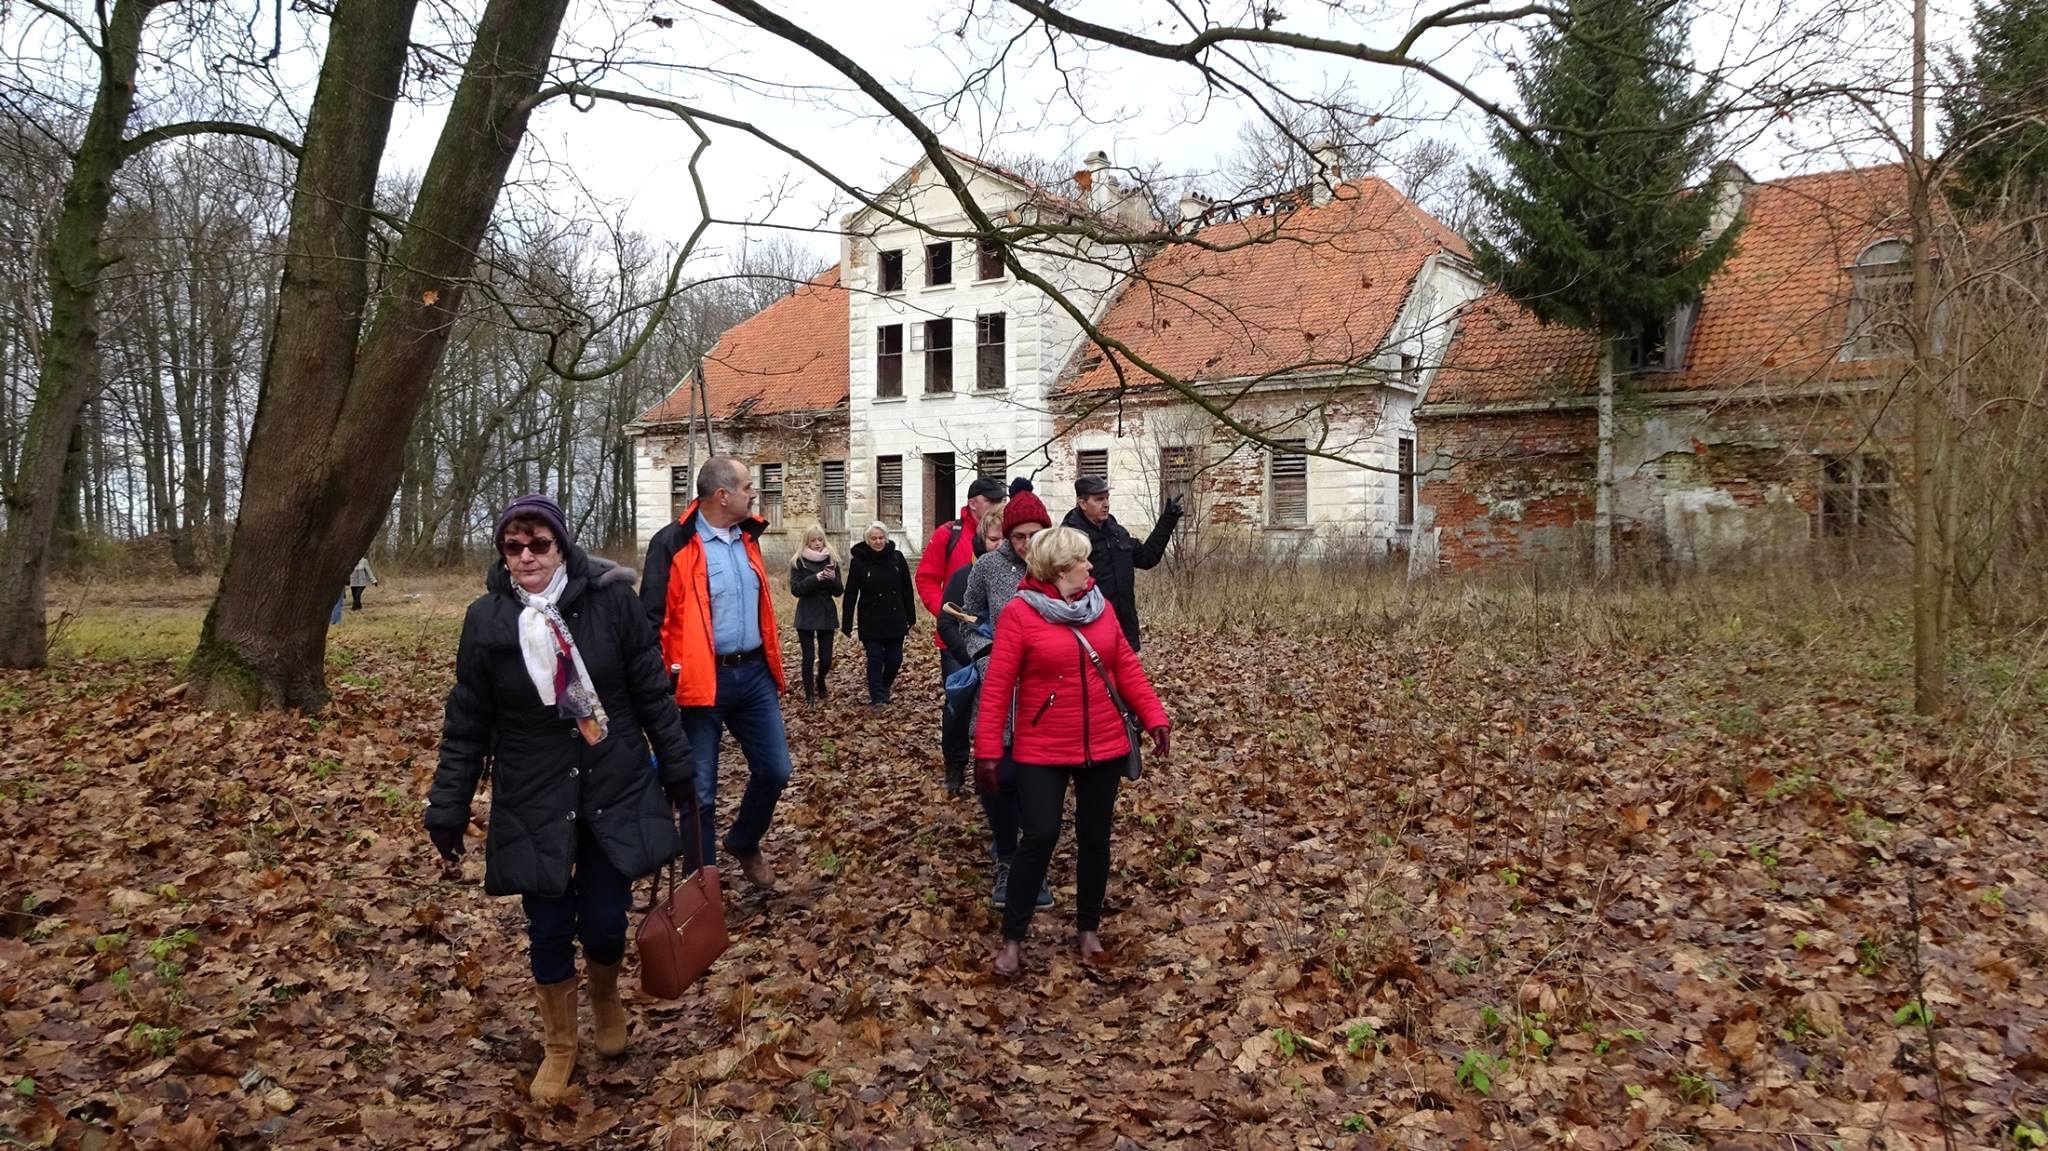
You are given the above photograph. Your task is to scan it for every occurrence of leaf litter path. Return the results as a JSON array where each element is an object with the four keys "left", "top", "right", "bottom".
[{"left": 0, "top": 621, "right": 2043, "bottom": 1150}]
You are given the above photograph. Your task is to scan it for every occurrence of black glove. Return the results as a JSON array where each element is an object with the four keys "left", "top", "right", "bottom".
[
  {"left": 663, "top": 777, "right": 697, "bottom": 810},
  {"left": 428, "top": 822, "right": 466, "bottom": 863},
  {"left": 1163, "top": 495, "right": 1184, "bottom": 518}
]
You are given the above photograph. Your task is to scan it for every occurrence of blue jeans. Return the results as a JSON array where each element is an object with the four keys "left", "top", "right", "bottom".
[
  {"left": 521, "top": 826, "right": 632, "bottom": 984},
  {"left": 862, "top": 637, "right": 904, "bottom": 703},
  {"left": 678, "top": 659, "right": 793, "bottom": 870}
]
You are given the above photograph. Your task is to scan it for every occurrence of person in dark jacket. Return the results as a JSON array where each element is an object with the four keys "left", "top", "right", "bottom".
[
  {"left": 841, "top": 521, "right": 917, "bottom": 707},
  {"left": 1061, "top": 475, "right": 1182, "bottom": 652},
  {"left": 425, "top": 494, "right": 693, "bottom": 1104},
  {"left": 937, "top": 509, "right": 1005, "bottom": 794},
  {"left": 975, "top": 525, "right": 1170, "bottom": 978},
  {"left": 788, "top": 525, "right": 843, "bottom": 703}
]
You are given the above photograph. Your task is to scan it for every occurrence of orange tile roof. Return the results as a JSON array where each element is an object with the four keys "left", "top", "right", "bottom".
[
  {"left": 636, "top": 268, "right": 849, "bottom": 425},
  {"left": 1062, "top": 177, "right": 1470, "bottom": 394},
  {"left": 1427, "top": 164, "right": 1912, "bottom": 408}
]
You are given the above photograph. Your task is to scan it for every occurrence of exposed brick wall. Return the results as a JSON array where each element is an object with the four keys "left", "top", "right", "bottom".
[
  {"left": 1416, "top": 391, "right": 1907, "bottom": 573},
  {"left": 634, "top": 412, "right": 851, "bottom": 562}
]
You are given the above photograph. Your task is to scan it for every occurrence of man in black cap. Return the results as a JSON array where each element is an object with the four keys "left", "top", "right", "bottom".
[{"left": 1062, "top": 473, "right": 1182, "bottom": 653}]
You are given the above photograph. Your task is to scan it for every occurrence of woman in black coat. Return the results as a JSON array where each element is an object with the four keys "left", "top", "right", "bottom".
[
  {"left": 424, "top": 494, "right": 693, "bottom": 1104},
  {"left": 840, "top": 520, "right": 917, "bottom": 707},
  {"left": 788, "top": 524, "right": 843, "bottom": 703}
]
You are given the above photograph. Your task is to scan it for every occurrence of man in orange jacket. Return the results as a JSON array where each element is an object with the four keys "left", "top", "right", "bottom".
[{"left": 641, "top": 455, "right": 789, "bottom": 890}]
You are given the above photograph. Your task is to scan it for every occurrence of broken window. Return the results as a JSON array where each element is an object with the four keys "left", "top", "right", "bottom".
[
  {"left": 925, "top": 241, "right": 953, "bottom": 287},
  {"left": 977, "top": 238, "right": 1004, "bottom": 280},
  {"left": 924, "top": 319, "right": 953, "bottom": 393},
  {"left": 670, "top": 465, "right": 690, "bottom": 519},
  {"left": 1819, "top": 454, "right": 1893, "bottom": 537},
  {"left": 976, "top": 313, "right": 1006, "bottom": 390},
  {"left": 876, "top": 324, "right": 903, "bottom": 397},
  {"left": 1077, "top": 449, "right": 1108, "bottom": 488},
  {"left": 1620, "top": 301, "right": 1700, "bottom": 372},
  {"left": 1398, "top": 351, "right": 1419, "bottom": 388},
  {"left": 820, "top": 460, "right": 847, "bottom": 533},
  {"left": 878, "top": 249, "right": 904, "bottom": 293},
  {"left": 1397, "top": 437, "right": 1416, "bottom": 527},
  {"left": 1843, "top": 239, "right": 1911, "bottom": 361},
  {"left": 977, "top": 449, "right": 1006, "bottom": 482},
  {"left": 758, "top": 463, "right": 784, "bottom": 530},
  {"left": 1160, "top": 445, "right": 1196, "bottom": 510},
  {"left": 876, "top": 456, "right": 903, "bottom": 527},
  {"left": 1268, "top": 440, "right": 1308, "bottom": 527}
]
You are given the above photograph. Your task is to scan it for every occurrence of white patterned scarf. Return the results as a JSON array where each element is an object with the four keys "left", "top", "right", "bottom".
[{"left": 514, "top": 565, "right": 609, "bottom": 745}]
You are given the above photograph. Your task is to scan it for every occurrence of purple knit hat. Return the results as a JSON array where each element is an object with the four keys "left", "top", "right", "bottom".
[{"left": 495, "top": 494, "right": 570, "bottom": 548}]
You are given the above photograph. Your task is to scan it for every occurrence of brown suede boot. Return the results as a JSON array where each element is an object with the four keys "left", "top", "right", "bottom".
[
  {"left": 529, "top": 978, "right": 578, "bottom": 1104},
  {"left": 586, "top": 962, "right": 628, "bottom": 1057}
]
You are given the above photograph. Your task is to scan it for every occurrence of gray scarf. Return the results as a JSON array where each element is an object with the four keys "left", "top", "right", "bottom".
[{"left": 1017, "top": 584, "right": 1107, "bottom": 626}]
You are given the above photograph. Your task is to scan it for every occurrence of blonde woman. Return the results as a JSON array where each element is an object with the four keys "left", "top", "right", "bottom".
[
  {"left": 788, "top": 526, "right": 843, "bottom": 702},
  {"left": 974, "top": 525, "right": 1170, "bottom": 976}
]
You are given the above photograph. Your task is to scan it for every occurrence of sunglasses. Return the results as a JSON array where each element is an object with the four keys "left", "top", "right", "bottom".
[{"left": 500, "top": 537, "right": 556, "bottom": 557}]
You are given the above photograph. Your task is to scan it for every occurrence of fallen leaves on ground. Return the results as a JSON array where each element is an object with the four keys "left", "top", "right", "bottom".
[{"left": 0, "top": 601, "right": 2043, "bottom": 1150}]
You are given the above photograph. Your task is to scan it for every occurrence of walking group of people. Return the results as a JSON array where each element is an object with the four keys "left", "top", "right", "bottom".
[{"left": 423, "top": 454, "right": 1184, "bottom": 1099}]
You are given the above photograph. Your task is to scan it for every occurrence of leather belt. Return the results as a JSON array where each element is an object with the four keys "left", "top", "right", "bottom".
[{"left": 715, "top": 647, "right": 765, "bottom": 668}]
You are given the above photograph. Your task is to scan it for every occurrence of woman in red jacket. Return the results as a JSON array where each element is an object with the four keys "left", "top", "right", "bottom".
[{"left": 974, "top": 525, "right": 1170, "bottom": 976}]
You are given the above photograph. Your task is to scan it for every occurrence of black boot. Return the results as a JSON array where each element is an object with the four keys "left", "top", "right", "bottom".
[{"left": 943, "top": 759, "right": 965, "bottom": 797}]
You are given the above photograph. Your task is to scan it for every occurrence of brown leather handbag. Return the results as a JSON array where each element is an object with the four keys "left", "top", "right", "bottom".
[{"left": 636, "top": 792, "right": 728, "bottom": 999}]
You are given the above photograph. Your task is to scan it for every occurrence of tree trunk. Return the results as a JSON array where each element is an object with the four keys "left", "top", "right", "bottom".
[
  {"left": 0, "top": 0, "right": 152, "bottom": 667},
  {"left": 191, "top": 0, "right": 571, "bottom": 709},
  {"left": 1594, "top": 326, "right": 1615, "bottom": 579},
  {"left": 1908, "top": 0, "right": 1944, "bottom": 716}
]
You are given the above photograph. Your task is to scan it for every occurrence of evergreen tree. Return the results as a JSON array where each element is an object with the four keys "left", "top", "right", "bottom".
[
  {"left": 1467, "top": 0, "right": 1740, "bottom": 575},
  {"left": 1942, "top": 0, "right": 2048, "bottom": 217}
]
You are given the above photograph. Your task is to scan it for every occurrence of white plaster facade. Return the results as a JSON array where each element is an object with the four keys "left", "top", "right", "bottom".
[
  {"left": 1053, "top": 250, "right": 1484, "bottom": 553},
  {"left": 840, "top": 157, "right": 1135, "bottom": 544}
]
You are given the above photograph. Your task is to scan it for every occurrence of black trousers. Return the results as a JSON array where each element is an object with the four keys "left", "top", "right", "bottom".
[
  {"left": 797, "top": 629, "right": 834, "bottom": 696},
  {"left": 1002, "top": 762, "right": 1119, "bottom": 941},
  {"left": 349, "top": 585, "right": 365, "bottom": 610}
]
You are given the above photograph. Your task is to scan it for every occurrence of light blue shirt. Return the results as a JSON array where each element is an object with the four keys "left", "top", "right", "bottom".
[{"left": 696, "top": 516, "right": 763, "bottom": 655}]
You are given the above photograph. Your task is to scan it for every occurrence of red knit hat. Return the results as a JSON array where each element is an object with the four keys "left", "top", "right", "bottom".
[{"left": 1001, "top": 479, "right": 1051, "bottom": 537}]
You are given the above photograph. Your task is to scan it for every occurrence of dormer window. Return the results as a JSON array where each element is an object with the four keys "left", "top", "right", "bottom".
[
  {"left": 1842, "top": 238, "right": 1910, "bottom": 361},
  {"left": 1618, "top": 300, "right": 1700, "bottom": 373}
]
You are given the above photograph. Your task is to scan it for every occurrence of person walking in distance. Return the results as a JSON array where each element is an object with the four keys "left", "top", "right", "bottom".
[
  {"left": 348, "top": 556, "right": 378, "bottom": 611},
  {"left": 975, "top": 525, "right": 1170, "bottom": 977},
  {"left": 640, "top": 456, "right": 790, "bottom": 891},
  {"left": 841, "top": 521, "right": 917, "bottom": 709},
  {"left": 788, "top": 525, "right": 843, "bottom": 704},
  {"left": 1062, "top": 474, "right": 1182, "bottom": 652}
]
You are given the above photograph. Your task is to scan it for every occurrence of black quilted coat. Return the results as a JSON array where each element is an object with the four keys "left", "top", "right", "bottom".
[{"left": 425, "top": 546, "right": 692, "bottom": 897}]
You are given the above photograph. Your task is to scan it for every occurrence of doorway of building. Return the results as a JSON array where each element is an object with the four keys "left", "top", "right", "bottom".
[{"left": 923, "top": 452, "right": 956, "bottom": 531}]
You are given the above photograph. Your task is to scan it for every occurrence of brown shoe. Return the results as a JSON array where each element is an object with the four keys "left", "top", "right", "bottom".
[
  {"left": 586, "top": 962, "right": 628, "bottom": 1058},
  {"left": 529, "top": 978, "right": 578, "bottom": 1104},
  {"left": 733, "top": 850, "right": 777, "bottom": 891}
]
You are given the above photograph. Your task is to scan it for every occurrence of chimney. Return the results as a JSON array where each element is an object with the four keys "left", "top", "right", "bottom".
[
  {"left": 1309, "top": 138, "right": 1344, "bottom": 207},
  {"left": 1083, "top": 150, "right": 1113, "bottom": 211},
  {"left": 1702, "top": 160, "right": 1751, "bottom": 242},
  {"left": 1177, "top": 190, "right": 1212, "bottom": 231}
]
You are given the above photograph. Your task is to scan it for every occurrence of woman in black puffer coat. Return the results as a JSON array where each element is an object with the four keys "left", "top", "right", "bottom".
[
  {"left": 424, "top": 494, "right": 693, "bottom": 1104},
  {"left": 840, "top": 520, "right": 917, "bottom": 707}
]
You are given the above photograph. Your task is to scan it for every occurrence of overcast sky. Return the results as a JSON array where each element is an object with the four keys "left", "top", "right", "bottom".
[{"left": 365, "top": 0, "right": 1948, "bottom": 273}]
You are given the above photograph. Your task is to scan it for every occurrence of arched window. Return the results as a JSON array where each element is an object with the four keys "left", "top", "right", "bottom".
[{"left": 1843, "top": 238, "right": 1911, "bottom": 361}]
